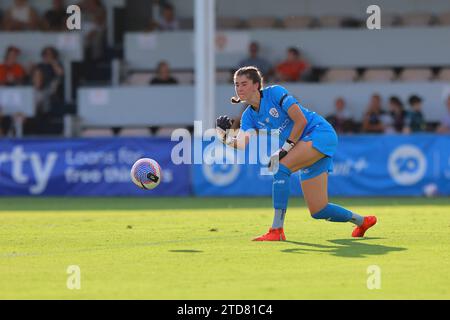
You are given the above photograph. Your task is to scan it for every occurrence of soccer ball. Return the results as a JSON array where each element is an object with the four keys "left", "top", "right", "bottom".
[
  {"left": 423, "top": 183, "right": 438, "bottom": 198},
  {"left": 130, "top": 158, "right": 162, "bottom": 190}
]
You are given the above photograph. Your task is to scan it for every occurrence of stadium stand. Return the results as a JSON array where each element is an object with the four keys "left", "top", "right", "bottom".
[
  {"left": 1, "top": 0, "right": 450, "bottom": 137},
  {"left": 398, "top": 68, "right": 434, "bottom": 82},
  {"left": 361, "top": 69, "right": 396, "bottom": 82},
  {"left": 321, "top": 69, "right": 359, "bottom": 83},
  {"left": 281, "top": 16, "right": 314, "bottom": 29}
]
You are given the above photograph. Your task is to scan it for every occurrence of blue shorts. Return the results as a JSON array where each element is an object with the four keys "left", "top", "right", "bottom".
[{"left": 299, "top": 122, "right": 338, "bottom": 181}]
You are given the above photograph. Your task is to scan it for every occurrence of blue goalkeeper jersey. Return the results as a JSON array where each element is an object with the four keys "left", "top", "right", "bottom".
[{"left": 240, "top": 85, "right": 326, "bottom": 144}]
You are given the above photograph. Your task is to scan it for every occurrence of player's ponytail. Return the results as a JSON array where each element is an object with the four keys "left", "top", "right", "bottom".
[
  {"left": 231, "top": 96, "right": 241, "bottom": 104},
  {"left": 231, "top": 66, "right": 264, "bottom": 104}
]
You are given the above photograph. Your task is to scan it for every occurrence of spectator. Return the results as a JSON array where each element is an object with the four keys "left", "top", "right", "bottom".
[
  {"left": 150, "top": 61, "right": 178, "bottom": 85},
  {"left": 404, "top": 95, "right": 426, "bottom": 133},
  {"left": 36, "top": 47, "right": 64, "bottom": 98},
  {"left": 155, "top": 2, "right": 179, "bottom": 31},
  {"left": 237, "top": 42, "right": 272, "bottom": 78},
  {"left": 436, "top": 95, "right": 450, "bottom": 134},
  {"left": 362, "top": 94, "right": 385, "bottom": 133},
  {"left": 79, "top": 0, "right": 106, "bottom": 61},
  {"left": 0, "top": 9, "right": 4, "bottom": 30},
  {"left": 3, "top": 0, "right": 40, "bottom": 31},
  {"left": 0, "top": 106, "right": 13, "bottom": 137},
  {"left": 43, "top": 0, "right": 67, "bottom": 31},
  {"left": 326, "top": 97, "right": 355, "bottom": 133},
  {"left": 384, "top": 96, "right": 406, "bottom": 134},
  {"left": 275, "top": 47, "right": 310, "bottom": 82},
  {"left": 0, "top": 46, "right": 27, "bottom": 86},
  {"left": 23, "top": 68, "right": 62, "bottom": 135}
]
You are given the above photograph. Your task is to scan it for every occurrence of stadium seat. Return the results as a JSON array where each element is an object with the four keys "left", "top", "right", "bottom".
[
  {"left": 437, "top": 12, "right": 450, "bottom": 26},
  {"left": 281, "top": 16, "right": 314, "bottom": 29},
  {"left": 171, "top": 71, "right": 194, "bottom": 84},
  {"left": 179, "top": 18, "right": 194, "bottom": 30},
  {"left": 400, "top": 13, "right": 433, "bottom": 26},
  {"left": 118, "top": 128, "right": 151, "bottom": 137},
  {"left": 155, "top": 127, "right": 178, "bottom": 137},
  {"left": 81, "top": 129, "right": 115, "bottom": 137},
  {"left": 245, "top": 17, "right": 277, "bottom": 29},
  {"left": 381, "top": 13, "right": 401, "bottom": 27},
  {"left": 216, "top": 70, "right": 232, "bottom": 83},
  {"left": 437, "top": 68, "right": 450, "bottom": 81},
  {"left": 321, "top": 68, "right": 358, "bottom": 82},
  {"left": 398, "top": 68, "right": 434, "bottom": 82},
  {"left": 316, "top": 16, "right": 342, "bottom": 28},
  {"left": 361, "top": 69, "right": 396, "bottom": 82},
  {"left": 216, "top": 17, "right": 243, "bottom": 30},
  {"left": 125, "top": 72, "right": 153, "bottom": 85}
]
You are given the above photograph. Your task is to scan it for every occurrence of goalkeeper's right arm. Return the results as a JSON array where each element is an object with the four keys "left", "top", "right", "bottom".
[{"left": 216, "top": 115, "right": 250, "bottom": 150}]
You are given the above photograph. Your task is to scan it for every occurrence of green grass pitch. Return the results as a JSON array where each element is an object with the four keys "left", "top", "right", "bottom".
[{"left": 0, "top": 197, "right": 449, "bottom": 300}]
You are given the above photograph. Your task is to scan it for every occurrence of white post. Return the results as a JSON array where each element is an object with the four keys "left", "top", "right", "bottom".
[{"left": 194, "top": 0, "right": 216, "bottom": 136}]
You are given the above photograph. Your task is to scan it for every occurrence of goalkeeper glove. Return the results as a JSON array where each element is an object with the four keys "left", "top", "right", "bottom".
[
  {"left": 268, "top": 139, "right": 296, "bottom": 171},
  {"left": 216, "top": 115, "right": 235, "bottom": 145}
]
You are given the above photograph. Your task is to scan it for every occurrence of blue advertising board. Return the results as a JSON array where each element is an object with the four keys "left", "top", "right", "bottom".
[
  {"left": 193, "top": 134, "right": 450, "bottom": 197},
  {"left": 1, "top": 135, "right": 449, "bottom": 197},
  {"left": 0, "top": 138, "right": 190, "bottom": 196}
]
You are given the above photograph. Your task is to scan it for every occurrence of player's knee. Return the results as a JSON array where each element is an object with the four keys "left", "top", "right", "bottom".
[{"left": 310, "top": 203, "right": 330, "bottom": 219}]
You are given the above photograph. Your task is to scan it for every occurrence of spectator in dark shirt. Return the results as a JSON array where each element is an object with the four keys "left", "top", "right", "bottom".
[
  {"left": 156, "top": 2, "right": 179, "bottom": 31},
  {"left": 0, "top": 9, "right": 4, "bottom": 30},
  {"left": 0, "top": 106, "right": 13, "bottom": 137},
  {"left": 362, "top": 94, "right": 385, "bottom": 133},
  {"left": 326, "top": 97, "right": 355, "bottom": 133},
  {"left": 43, "top": 0, "right": 67, "bottom": 31},
  {"left": 150, "top": 61, "right": 178, "bottom": 85},
  {"left": 23, "top": 67, "right": 63, "bottom": 135},
  {"left": 384, "top": 96, "right": 406, "bottom": 134},
  {"left": 404, "top": 95, "right": 426, "bottom": 133},
  {"left": 237, "top": 42, "right": 272, "bottom": 78},
  {"left": 36, "top": 47, "right": 64, "bottom": 94},
  {"left": 78, "top": 0, "right": 106, "bottom": 61}
]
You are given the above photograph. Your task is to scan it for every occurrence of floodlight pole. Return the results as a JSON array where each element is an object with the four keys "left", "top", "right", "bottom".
[{"left": 194, "top": 0, "right": 216, "bottom": 136}]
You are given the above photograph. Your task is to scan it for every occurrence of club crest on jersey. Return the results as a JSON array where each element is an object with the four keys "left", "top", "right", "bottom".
[{"left": 269, "top": 108, "right": 279, "bottom": 118}]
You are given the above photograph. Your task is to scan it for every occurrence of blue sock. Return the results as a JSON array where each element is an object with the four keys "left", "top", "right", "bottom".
[
  {"left": 312, "top": 203, "right": 356, "bottom": 223},
  {"left": 272, "top": 164, "right": 291, "bottom": 228}
]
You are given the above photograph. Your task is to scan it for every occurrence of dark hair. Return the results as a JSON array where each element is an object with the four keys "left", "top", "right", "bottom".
[
  {"left": 4, "top": 46, "right": 20, "bottom": 60},
  {"left": 162, "top": 3, "right": 174, "bottom": 11},
  {"left": 409, "top": 95, "right": 422, "bottom": 106},
  {"left": 288, "top": 47, "right": 300, "bottom": 57},
  {"left": 156, "top": 60, "right": 169, "bottom": 72},
  {"left": 389, "top": 96, "right": 404, "bottom": 108},
  {"left": 231, "top": 66, "right": 263, "bottom": 104},
  {"left": 41, "top": 46, "right": 59, "bottom": 60}
]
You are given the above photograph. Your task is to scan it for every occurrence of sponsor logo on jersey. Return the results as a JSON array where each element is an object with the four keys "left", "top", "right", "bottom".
[{"left": 269, "top": 108, "right": 279, "bottom": 118}]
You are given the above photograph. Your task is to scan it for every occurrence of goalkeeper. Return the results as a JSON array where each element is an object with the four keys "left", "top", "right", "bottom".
[{"left": 216, "top": 66, "right": 377, "bottom": 241}]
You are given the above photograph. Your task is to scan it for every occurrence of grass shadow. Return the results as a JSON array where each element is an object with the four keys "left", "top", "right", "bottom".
[
  {"left": 282, "top": 237, "right": 407, "bottom": 258},
  {"left": 169, "top": 250, "right": 203, "bottom": 253}
]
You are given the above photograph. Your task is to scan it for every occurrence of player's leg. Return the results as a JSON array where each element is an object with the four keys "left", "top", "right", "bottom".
[
  {"left": 281, "top": 137, "right": 377, "bottom": 237},
  {"left": 301, "top": 171, "right": 363, "bottom": 224},
  {"left": 253, "top": 140, "right": 325, "bottom": 241},
  {"left": 298, "top": 154, "right": 377, "bottom": 237}
]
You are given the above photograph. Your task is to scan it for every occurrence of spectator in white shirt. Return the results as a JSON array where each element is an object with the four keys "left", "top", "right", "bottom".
[{"left": 3, "top": 0, "right": 40, "bottom": 31}]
